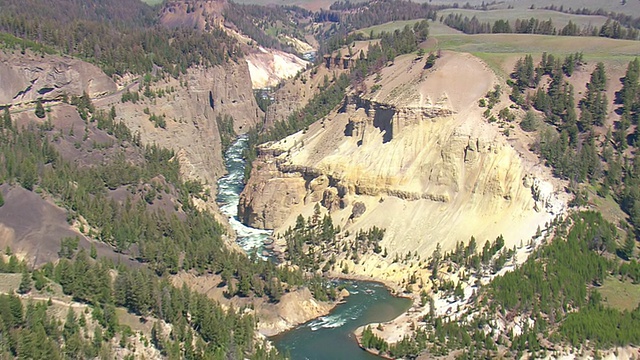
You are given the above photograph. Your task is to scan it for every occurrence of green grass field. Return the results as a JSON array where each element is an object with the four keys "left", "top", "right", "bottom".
[
  {"left": 427, "top": 0, "right": 640, "bottom": 15},
  {"left": 357, "top": 20, "right": 423, "bottom": 37},
  {"left": 358, "top": 19, "right": 461, "bottom": 37},
  {"left": 434, "top": 33, "right": 640, "bottom": 56},
  {"left": 437, "top": 8, "right": 608, "bottom": 30},
  {"left": 353, "top": 18, "right": 640, "bottom": 76},
  {"left": 600, "top": 278, "right": 640, "bottom": 312},
  {"left": 428, "top": 32, "right": 640, "bottom": 76},
  {"left": 141, "top": 0, "right": 164, "bottom": 5}
]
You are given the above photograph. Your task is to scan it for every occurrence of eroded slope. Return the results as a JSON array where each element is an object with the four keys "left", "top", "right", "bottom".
[{"left": 239, "top": 51, "right": 566, "bottom": 274}]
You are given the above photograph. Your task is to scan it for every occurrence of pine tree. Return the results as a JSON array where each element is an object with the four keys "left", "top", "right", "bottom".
[
  {"left": 63, "top": 308, "right": 78, "bottom": 338},
  {"left": 0, "top": 191, "right": 4, "bottom": 207},
  {"left": 2, "top": 107, "right": 11, "bottom": 129},
  {"left": 520, "top": 110, "right": 538, "bottom": 132},
  {"left": 35, "top": 99, "right": 45, "bottom": 119},
  {"left": 623, "top": 234, "right": 636, "bottom": 260},
  {"left": 151, "top": 321, "right": 161, "bottom": 349},
  {"left": 616, "top": 58, "right": 639, "bottom": 119},
  {"left": 33, "top": 270, "right": 47, "bottom": 290},
  {"left": 93, "top": 326, "right": 103, "bottom": 353},
  {"left": 18, "top": 269, "right": 32, "bottom": 294},
  {"left": 430, "top": 243, "right": 442, "bottom": 279}
]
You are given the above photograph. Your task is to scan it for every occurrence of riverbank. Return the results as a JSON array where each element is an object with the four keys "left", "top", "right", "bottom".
[
  {"left": 257, "top": 273, "right": 412, "bottom": 339},
  {"left": 215, "top": 136, "right": 418, "bottom": 358},
  {"left": 348, "top": 221, "right": 564, "bottom": 359},
  {"left": 329, "top": 273, "right": 420, "bottom": 357},
  {"left": 268, "top": 237, "right": 425, "bottom": 354},
  {"left": 270, "top": 281, "right": 411, "bottom": 360},
  {"left": 257, "top": 287, "right": 349, "bottom": 337}
]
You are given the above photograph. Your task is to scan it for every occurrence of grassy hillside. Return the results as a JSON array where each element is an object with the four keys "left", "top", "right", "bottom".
[
  {"left": 357, "top": 19, "right": 461, "bottom": 37},
  {"left": 428, "top": 32, "right": 640, "bottom": 76},
  {"left": 426, "top": 0, "right": 640, "bottom": 15},
  {"left": 600, "top": 278, "right": 640, "bottom": 311},
  {"left": 438, "top": 8, "right": 609, "bottom": 29}
]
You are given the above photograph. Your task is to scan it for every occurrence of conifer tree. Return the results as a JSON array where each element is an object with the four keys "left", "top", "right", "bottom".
[
  {"left": 623, "top": 234, "right": 636, "bottom": 260},
  {"left": 18, "top": 269, "right": 32, "bottom": 294},
  {"left": 34, "top": 99, "right": 45, "bottom": 119},
  {"left": 2, "top": 108, "right": 10, "bottom": 129}
]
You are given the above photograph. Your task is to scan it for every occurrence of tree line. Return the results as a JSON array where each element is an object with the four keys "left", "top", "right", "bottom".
[
  {"left": 0, "top": 249, "right": 283, "bottom": 360},
  {"left": 441, "top": 13, "right": 638, "bottom": 39},
  {"left": 0, "top": 98, "right": 337, "bottom": 304},
  {"left": 542, "top": 4, "right": 640, "bottom": 33},
  {"left": 375, "top": 212, "right": 640, "bottom": 358},
  {"left": 0, "top": 0, "right": 242, "bottom": 77}
]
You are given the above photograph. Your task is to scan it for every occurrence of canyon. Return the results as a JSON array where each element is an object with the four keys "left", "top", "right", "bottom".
[{"left": 239, "top": 51, "right": 567, "bottom": 284}]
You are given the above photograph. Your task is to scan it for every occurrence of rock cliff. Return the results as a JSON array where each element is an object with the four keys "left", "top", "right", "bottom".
[
  {"left": 0, "top": 51, "right": 117, "bottom": 105},
  {"left": 0, "top": 49, "right": 263, "bottom": 262},
  {"left": 239, "top": 51, "right": 566, "bottom": 261},
  {"left": 98, "top": 60, "right": 262, "bottom": 186},
  {"left": 1, "top": 48, "right": 261, "bottom": 189},
  {"left": 159, "top": 0, "right": 226, "bottom": 31},
  {"left": 245, "top": 48, "right": 308, "bottom": 89}
]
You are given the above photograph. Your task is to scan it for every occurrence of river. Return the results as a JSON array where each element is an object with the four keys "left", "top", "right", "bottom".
[
  {"left": 216, "top": 136, "right": 411, "bottom": 359},
  {"left": 216, "top": 135, "right": 272, "bottom": 255},
  {"left": 271, "top": 281, "right": 411, "bottom": 360}
]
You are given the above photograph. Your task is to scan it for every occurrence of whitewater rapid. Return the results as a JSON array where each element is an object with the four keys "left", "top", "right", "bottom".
[
  {"left": 216, "top": 135, "right": 272, "bottom": 255},
  {"left": 271, "top": 281, "right": 410, "bottom": 360},
  {"left": 216, "top": 137, "right": 412, "bottom": 359}
]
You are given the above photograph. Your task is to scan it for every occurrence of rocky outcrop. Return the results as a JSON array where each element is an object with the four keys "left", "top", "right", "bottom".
[
  {"left": 238, "top": 152, "right": 306, "bottom": 229},
  {"left": 245, "top": 49, "right": 308, "bottom": 89},
  {"left": 524, "top": 175, "right": 565, "bottom": 214},
  {"left": 159, "top": 0, "right": 226, "bottom": 31},
  {"left": 239, "top": 51, "right": 566, "bottom": 260},
  {"left": 239, "top": 92, "right": 525, "bottom": 230},
  {"left": 256, "top": 287, "right": 336, "bottom": 336},
  {"left": 2, "top": 48, "right": 262, "bottom": 236},
  {"left": 0, "top": 51, "right": 116, "bottom": 106},
  {"left": 344, "top": 95, "right": 454, "bottom": 145},
  {"left": 100, "top": 60, "right": 262, "bottom": 186}
]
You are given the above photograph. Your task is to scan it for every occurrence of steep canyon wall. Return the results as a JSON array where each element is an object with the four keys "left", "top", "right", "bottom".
[{"left": 239, "top": 52, "right": 565, "bottom": 264}]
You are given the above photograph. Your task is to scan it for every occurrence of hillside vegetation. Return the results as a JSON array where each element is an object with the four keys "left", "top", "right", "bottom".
[
  {"left": 2, "top": 0, "right": 640, "bottom": 358},
  {"left": 364, "top": 212, "right": 640, "bottom": 359},
  {"left": 0, "top": 75, "right": 331, "bottom": 358},
  {"left": 238, "top": 1, "right": 640, "bottom": 357},
  {"left": 0, "top": 0, "right": 253, "bottom": 78}
]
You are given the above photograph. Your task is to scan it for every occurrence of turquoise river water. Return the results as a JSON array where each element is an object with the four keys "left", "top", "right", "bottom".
[{"left": 216, "top": 136, "right": 411, "bottom": 359}]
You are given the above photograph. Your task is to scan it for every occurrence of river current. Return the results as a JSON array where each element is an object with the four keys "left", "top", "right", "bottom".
[
  {"left": 216, "top": 136, "right": 411, "bottom": 359},
  {"left": 216, "top": 135, "right": 272, "bottom": 255}
]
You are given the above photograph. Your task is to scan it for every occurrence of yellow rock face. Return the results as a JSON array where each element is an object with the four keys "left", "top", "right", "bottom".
[{"left": 239, "top": 51, "right": 565, "bottom": 264}]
